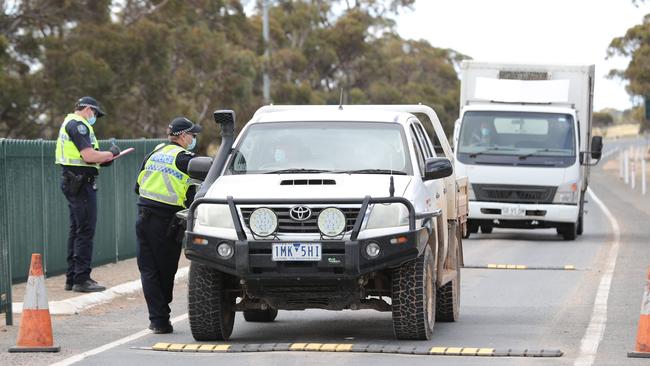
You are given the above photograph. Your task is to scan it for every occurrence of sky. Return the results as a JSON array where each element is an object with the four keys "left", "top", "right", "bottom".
[{"left": 395, "top": 0, "right": 650, "bottom": 112}]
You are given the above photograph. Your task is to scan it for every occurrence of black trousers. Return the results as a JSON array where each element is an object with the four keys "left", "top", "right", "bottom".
[
  {"left": 62, "top": 179, "right": 97, "bottom": 286},
  {"left": 135, "top": 206, "right": 182, "bottom": 327}
]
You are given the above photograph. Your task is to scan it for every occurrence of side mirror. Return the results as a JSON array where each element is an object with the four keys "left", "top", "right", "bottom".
[
  {"left": 591, "top": 135, "right": 603, "bottom": 160},
  {"left": 424, "top": 157, "right": 453, "bottom": 181},
  {"left": 187, "top": 157, "right": 214, "bottom": 181}
]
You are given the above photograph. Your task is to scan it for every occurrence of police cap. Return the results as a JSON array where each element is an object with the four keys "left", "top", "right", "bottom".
[
  {"left": 75, "top": 96, "right": 106, "bottom": 118},
  {"left": 168, "top": 117, "right": 202, "bottom": 136}
]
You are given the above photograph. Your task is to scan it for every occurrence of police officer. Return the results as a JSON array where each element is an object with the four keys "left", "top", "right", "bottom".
[
  {"left": 55, "top": 96, "right": 120, "bottom": 293},
  {"left": 135, "top": 117, "right": 202, "bottom": 334}
]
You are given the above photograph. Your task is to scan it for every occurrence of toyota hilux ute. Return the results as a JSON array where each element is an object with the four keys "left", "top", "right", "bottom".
[{"left": 181, "top": 105, "right": 468, "bottom": 341}]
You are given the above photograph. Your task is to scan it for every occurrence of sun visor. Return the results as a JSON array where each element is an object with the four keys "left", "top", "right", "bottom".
[{"left": 473, "top": 77, "right": 570, "bottom": 104}]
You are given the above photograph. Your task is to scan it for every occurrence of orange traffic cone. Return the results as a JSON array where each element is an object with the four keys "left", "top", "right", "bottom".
[
  {"left": 629, "top": 267, "right": 650, "bottom": 358},
  {"left": 9, "top": 253, "right": 60, "bottom": 352}
]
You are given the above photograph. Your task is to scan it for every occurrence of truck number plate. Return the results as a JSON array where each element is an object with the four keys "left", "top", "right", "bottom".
[
  {"left": 272, "top": 243, "right": 321, "bottom": 261},
  {"left": 502, "top": 206, "right": 526, "bottom": 217}
]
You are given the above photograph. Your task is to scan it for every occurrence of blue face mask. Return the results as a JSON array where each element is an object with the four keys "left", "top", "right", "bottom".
[
  {"left": 88, "top": 115, "right": 96, "bottom": 126},
  {"left": 481, "top": 128, "right": 490, "bottom": 137},
  {"left": 187, "top": 136, "right": 196, "bottom": 150},
  {"left": 275, "top": 149, "right": 286, "bottom": 162}
]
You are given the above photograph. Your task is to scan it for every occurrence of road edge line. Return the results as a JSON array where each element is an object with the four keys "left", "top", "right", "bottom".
[
  {"left": 13, "top": 266, "right": 189, "bottom": 315},
  {"left": 49, "top": 313, "right": 189, "bottom": 366},
  {"left": 573, "top": 188, "right": 621, "bottom": 366}
]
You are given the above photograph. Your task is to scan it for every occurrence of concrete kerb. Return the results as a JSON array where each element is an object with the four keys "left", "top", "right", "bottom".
[{"left": 12, "top": 266, "right": 189, "bottom": 315}]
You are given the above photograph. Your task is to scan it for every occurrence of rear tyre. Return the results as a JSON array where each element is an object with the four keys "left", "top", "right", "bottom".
[
  {"left": 480, "top": 225, "right": 493, "bottom": 234},
  {"left": 468, "top": 222, "right": 479, "bottom": 234},
  {"left": 436, "top": 232, "right": 461, "bottom": 322},
  {"left": 188, "top": 262, "right": 236, "bottom": 341},
  {"left": 243, "top": 308, "right": 278, "bottom": 322},
  {"left": 392, "top": 245, "right": 436, "bottom": 340}
]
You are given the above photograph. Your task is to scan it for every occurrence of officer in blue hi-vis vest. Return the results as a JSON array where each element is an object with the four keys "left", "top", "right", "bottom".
[
  {"left": 135, "top": 117, "right": 202, "bottom": 334},
  {"left": 55, "top": 96, "right": 121, "bottom": 293}
]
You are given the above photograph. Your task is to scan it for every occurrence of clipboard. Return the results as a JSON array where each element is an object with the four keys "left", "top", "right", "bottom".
[{"left": 108, "top": 147, "right": 135, "bottom": 161}]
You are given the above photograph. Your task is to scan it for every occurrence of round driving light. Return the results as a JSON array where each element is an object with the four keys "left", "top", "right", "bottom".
[
  {"left": 217, "top": 242, "right": 233, "bottom": 259},
  {"left": 317, "top": 207, "right": 346, "bottom": 237},
  {"left": 249, "top": 207, "right": 278, "bottom": 237},
  {"left": 365, "top": 242, "right": 381, "bottom": 258}
]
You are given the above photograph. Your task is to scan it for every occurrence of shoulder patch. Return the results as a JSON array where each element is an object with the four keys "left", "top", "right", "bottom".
[{"left": 77, "top": 124, "right": 88, "bottom": 135}]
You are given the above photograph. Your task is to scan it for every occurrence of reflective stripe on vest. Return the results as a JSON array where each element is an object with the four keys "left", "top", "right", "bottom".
[
  {"left": 137, "top": 144, "right": 191, "bottom": 207},
  {"left": 54, "top": 114, "right": 100, "bottom": 168}
]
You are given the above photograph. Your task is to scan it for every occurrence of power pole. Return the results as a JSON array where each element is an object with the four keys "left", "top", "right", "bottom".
[{"left": 262, "top": 0, "right": 271, "bottom": 104}]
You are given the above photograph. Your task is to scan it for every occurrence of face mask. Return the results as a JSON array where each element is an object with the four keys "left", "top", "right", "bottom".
[
  {"left": 481, "top": 128, "right": 490, "bottom": 137},
  {"left": 275, "top": 149, "right": 286, "bottom": 162},
  {"left": 88, "top": 115, "right": 96, "bottom": 126},
  {"left": 187, "top": 136, "right": 196, "bottom": 150}
]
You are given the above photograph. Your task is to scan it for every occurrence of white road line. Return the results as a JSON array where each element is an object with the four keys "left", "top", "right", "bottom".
[
  {"left": 574, "top": 188, "right": 621, "bottom": 366},
  {"left": 49, "top": 313, "right": 189, "bottom": 366},
  {"left": 14, "top": 266, "right": 188, "bottom": 315}
]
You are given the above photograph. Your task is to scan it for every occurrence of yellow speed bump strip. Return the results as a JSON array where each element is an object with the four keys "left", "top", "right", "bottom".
[
  {"left": 465, "top": 264, "right": 577, "bottom": 271},
  {"left": 148, "top": 343, "right": 563, "bottom": 357}
]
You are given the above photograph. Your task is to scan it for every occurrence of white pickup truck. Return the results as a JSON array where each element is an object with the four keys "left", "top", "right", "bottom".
[{"left": 182, "top": 105, "right": 468, "bottom": 341}]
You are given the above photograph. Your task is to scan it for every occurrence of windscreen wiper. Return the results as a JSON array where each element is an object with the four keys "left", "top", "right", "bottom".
[
  {"left": 518, "top": 148, "right": 568, "bottom": 160},
  {"left": 264, "top": 168, "right": 332, "bottom": 174},
  {"left": 468, "top": 147, "right": 516, "bottom": 158},
  {"left": 339, "top": 169, "right": 408, "bottom": 175}
]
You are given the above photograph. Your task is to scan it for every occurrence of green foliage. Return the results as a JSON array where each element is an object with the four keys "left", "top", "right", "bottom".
[
  {"left": 1, "top": 0, "right": 463, "bottom": 145},
  {"left": 593, "top": 111, "right": 614, "bottom": 126}
]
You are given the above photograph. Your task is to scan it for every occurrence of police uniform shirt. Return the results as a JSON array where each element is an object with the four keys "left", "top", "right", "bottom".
[
  {"left": 135, "top": 143, "right": 196, "bottom": 212},
  {"left": 63, "top": 119, "right": 99, "bottom": 176}
]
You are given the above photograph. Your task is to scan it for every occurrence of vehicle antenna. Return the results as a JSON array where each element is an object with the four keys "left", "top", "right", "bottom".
[
  {"left": 389, "top": 154, "right": 395, "bottom": 197},
  {"left": 338, "top": 88, "right": 344, "bottom": 110}
]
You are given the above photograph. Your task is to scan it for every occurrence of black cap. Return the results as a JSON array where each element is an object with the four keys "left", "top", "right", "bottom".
[
  {"left": 75, "top": 96, "right": 106, "bottom": 118},
  {"left": 168, "top": 117, "right": 202, "bottom": 136}
]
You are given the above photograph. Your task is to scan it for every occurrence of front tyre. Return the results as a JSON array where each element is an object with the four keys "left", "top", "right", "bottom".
[
  {"left": 391, "top": 245, "right": 436, "bottom": 340},
  {"left": 558, "top": 222, "right": 578, "bottom": 241},
  {"left": 188, "top": 262, "right": 236, "bottom": 341}
]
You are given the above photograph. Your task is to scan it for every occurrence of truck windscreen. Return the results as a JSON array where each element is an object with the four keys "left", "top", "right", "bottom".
[
  {"left": 457, "top": 111, "right": 576, "bottom": 167},
  {"left": 227, "top": 121, "right": 413, "bottom": 175}
]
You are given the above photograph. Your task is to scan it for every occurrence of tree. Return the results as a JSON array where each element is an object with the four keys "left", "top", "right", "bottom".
[{"left": 593, "top": 111, "right": 614, "bottom": 127}]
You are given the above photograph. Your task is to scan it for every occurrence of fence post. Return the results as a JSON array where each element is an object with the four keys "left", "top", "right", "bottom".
[
  {"left": 0, "top": 139, "right": 13, "bottom": 325},
  {"left": 625, "top": 149, "right": 630, "bottom": 184}
]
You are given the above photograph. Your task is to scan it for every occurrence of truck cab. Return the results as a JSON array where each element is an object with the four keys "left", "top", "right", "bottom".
[{"left": 182, "top": 105, "right": 467, "bottom": 341}]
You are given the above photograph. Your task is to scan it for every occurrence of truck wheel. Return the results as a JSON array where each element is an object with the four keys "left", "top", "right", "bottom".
[
  {"left": 391, "top": 245, "right": 436, "bottom": 340},
  {"left": 577, "top": 212, "right": 584, "bottom": 236},
  {"left": 436, "top": 237, "right": 460, "bottom": 322},
  {"left": 559, "top": 223, "right": 577, "bottom": 241},
  {"left": 243, "top": 308, "right": 278, "bottom": 322},
  {"left": 188, "top": 262, "right": 235, "bottom": 341},
  {"left": 480, "top": 225, "right": 492, "bottom": 234},
  {"left": 469, "top": 222, "right": 478, "bottom": 233}
]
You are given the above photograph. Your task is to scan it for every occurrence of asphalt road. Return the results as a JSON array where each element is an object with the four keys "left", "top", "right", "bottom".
[{"left": 2, "top": 137, "right": 649, "bottom": 366}]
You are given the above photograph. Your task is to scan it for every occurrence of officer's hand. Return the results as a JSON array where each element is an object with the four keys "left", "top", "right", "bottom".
[
  {"left": 109, "top": 145, "right": 121, "bottom": 156},
  {"left": 100, "top": 160, "right": 113, "bottom": 167}
]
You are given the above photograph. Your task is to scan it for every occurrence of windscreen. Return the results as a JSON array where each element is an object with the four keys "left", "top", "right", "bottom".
[
  {"left": 457, "top": 111, "right": 576, "bottom": 167},
  {"left": 227, "top": 122, "right": 412, "bottom": 175}
]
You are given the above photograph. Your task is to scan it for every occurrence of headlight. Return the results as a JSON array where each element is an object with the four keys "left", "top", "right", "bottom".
[
  {"left": 195, "top": 204, "right": 234, "bottom": 229},
  {"left": 249, "top": 207, "right": 278, "bottom": 237},
  {"left": 467, "top": 184, "right": 476, "bottom": 201},
  {"left": 365, "top": 203, "right": 409, "bottom": 229},
  {"left": 318, "top": 207, "right": 346, "bottom": 237},
  {"left": 553, "top": 182, "right": 579, "bottom": 204}
]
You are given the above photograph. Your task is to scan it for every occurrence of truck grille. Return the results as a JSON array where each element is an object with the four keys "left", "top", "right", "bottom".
[
  {"left": 473, "top": 184, "right": 556, "bottom": 204},
  {"left": 240, "top": 206, "right": 360, "bottom": 234}
]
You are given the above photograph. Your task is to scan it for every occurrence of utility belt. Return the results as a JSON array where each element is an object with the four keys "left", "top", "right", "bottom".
[
  {"left": 138, "top": 207, "right": 186, "bottom": 242},
  {"left": 62, "top": 170, "right": 97, "bottom": 195}
]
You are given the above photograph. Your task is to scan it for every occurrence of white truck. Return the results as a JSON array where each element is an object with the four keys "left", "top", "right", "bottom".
[
  {"left": 181, "top": 105, "right": 468, "bottom": 341},
  {"left": 453, "top": 61, "right": 603, "bottom": 240}
]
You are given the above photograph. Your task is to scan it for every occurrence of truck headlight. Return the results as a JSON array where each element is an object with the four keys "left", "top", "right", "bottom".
[
  {"left": 553, "top": 182, "right": 579, "bottom": 204},
  {"left": 318, "top": 207, "right": 346, "bottom": 237},
  {"left": 468, "top": 184, "right": 476, "bottom": 201},
  {"left": 365, "top": 203, "right": 409, "bottom": 229},
  {"left": 195, "top": 204, "right": 234, "bottom": 229},
  {"left": 249, "top": 207, "right": 278, "bottom": 237}
]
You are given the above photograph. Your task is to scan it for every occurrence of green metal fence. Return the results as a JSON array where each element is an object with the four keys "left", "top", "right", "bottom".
[{"left": 0, "top": 138, "right": 165, "bottom": 323}]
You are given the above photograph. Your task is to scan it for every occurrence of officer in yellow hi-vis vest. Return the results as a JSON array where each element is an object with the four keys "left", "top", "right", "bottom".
[
  {"left": 55, "top": 96, "right": 120, "bottom": 293},
  {"left": 135, "top": 117, "right": 202, "bottom": 334}
]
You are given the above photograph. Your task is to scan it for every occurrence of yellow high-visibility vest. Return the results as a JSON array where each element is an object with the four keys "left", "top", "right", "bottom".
[
  {"left": 137, "top": 144, "right": 192, "bottom": 207},
  {"left": 54, "top": 114, "right": 99, "bottom": 169}
]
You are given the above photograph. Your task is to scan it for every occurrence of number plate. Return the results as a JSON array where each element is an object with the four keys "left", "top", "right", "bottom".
[
  {"left": 272, "top": 243, "right": 322, "bottom": 261},
  {"left": 502, "top": 206, "right": 526, "bottom": 217}
]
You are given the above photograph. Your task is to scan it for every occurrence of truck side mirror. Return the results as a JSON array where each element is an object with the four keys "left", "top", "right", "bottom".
[
  {"left": 187, "top": 157, "right": 214, "bottom": 181},
  {"left": 591, "top": 136, "right": 603, "bottom": 160},
  {"left": 424, "top": 157, "right": 453, "bottom": 181}
]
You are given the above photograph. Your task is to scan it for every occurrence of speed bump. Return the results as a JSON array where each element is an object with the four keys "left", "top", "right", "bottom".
[
  {"left": 464, "top": 264, "right": 577, "bottom": 271},
  {"left": 148, "top": 342, "right": 562, "bottom": 357}
]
